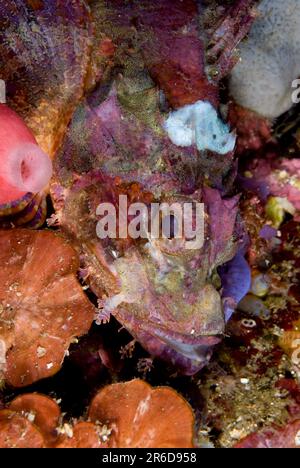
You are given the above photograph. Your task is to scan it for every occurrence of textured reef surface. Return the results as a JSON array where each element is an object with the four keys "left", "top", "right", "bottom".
[{"left": 0, "top": 0, "right": 299, "bottom": 449}]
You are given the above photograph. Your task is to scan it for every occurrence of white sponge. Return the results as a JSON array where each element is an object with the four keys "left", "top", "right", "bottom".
[
  {"left": 164, "top": 101, "right": 236, "bottom": 154},
  {"left": 230, "top": 0, "right": 300, "bottom": 119}
]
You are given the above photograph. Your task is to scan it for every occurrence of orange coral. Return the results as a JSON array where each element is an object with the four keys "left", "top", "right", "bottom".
[
  {"left": 0, "top": 380, "right": 195, "bottom": 448},
  {"left": 0, "top": 411, "right": 45, "bottom": 448},
  {"left": 0, "top": 229, "right": 95, "bottom": 387},
  {"left": 56, "top": 422, "right": 105, "bottom": 449},
  {"left": 88, "top": 380, "right": 195, "bottom": 448},
  {"left": 9, "top": 394, "right": 61, "bottom": 446},
  {"left": 0, "top": 394, "right": 60, "bottom": 448}
]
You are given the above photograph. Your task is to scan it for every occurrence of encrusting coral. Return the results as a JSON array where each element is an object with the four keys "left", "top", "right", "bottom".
[
  {"left": 239, "top": 154, "right": 300, "bottom": 229},
  {"left": 0, "top": 229, "right": 95, "bottom": 387},
  {"left": 0, "top": 380, "right": 195, "bottom": 448},
  {"left": 234, "top": 420, "right": 300, "bottom": 448}
]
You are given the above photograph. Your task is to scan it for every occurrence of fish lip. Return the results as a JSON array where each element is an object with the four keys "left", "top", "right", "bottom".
[
  {"left": 137, "top": 320, "right": 223, "bottom": 362},
  {"left": 157, "top": 334, "right": 220, "bottom": 362},
  {"left": 115, "top": 307, "right": 224, "bottom": 365},
  {"left": 150, "top": 324, "right": 222, "bottom": 346}
]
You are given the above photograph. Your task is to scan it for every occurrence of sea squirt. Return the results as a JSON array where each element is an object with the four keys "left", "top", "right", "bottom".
[{"left": 0, "top": 104, "right": 52, "bottom": 228}]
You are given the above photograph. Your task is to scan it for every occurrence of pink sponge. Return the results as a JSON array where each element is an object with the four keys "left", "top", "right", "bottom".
[{"left": 0, "top": 104, "right": 52, "bottom": 205}]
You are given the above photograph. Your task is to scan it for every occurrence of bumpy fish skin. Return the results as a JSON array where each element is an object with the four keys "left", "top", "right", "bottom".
[
  {"left": 51, "top": 91, "right": 248, "bottom": 375},
  {"left": 50, "top": 0, "right": 255, "bottom": 374}
]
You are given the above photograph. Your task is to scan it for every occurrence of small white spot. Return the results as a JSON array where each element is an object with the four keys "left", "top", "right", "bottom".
[
  {"left": 133, "top": 395, "right": 151, "bottom": 423},
  {"left": 37, "top": 347, "right": 46, "bottom": 358},
  {"left": 240, "top": 378, "right": 249, "bottom": 385},
  {"left": 26, "top": 412, "right": 36, "bottom": 423}
]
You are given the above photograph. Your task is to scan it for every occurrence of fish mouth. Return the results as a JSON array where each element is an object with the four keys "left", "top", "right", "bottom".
[
  {"left": 121, "top": 316, "right": 223, "bottom": 373},
  {"left": 115, "top": 302, "right": 224, "bottom": 372},
  {"left": 149, "top": 324, "right": 222, "bottom": 361},
  {"left": 155, "top": 331, "right": 221, "bottom": 362}
]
